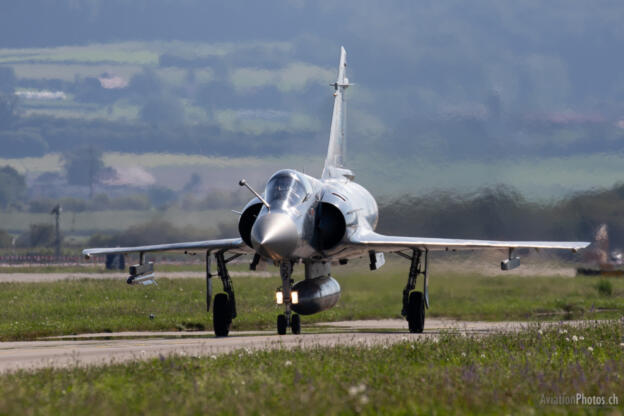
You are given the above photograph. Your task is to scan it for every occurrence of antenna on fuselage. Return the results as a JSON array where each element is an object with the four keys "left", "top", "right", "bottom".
[{"left": 239, "top": 179, "right": 270, "bottom": 210}]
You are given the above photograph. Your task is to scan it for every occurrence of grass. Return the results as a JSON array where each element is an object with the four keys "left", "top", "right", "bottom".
[
  {"left": 1, "top": 263, "right": 624, "bottom": 340},
  {"left": 0, "top": 322, "right": 622, "bottom": 414}
]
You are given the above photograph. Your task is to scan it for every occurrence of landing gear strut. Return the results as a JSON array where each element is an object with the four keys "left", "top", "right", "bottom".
[
  {"left": 277, "top": 262, "right": 301, "bottom": 335},
  {"left": 207, "top": 250, "right": 242, "bottom": 337},
  {"left": 399, "top": 248, "right": 429, "bottom": 333}
]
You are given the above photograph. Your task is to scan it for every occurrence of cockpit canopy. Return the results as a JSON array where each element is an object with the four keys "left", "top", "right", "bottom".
[{"left": 265, "top": 170, "right": 309, "bottom": 210}]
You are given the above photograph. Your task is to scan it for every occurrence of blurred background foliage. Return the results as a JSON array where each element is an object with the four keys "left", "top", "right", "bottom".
[{"left": 0, "top": 1, "right": 623, "bottom": 250}]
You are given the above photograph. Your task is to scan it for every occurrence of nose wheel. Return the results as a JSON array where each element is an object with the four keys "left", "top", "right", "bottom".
[
  {"left": 277, "top": 314, "right": 287, "bottom": 335},
  {"left": 291, "top": 314, "right": 301, "bottom": 334},
  {"left": 277, "top": 313, "right": 300, "bottom": 335}
]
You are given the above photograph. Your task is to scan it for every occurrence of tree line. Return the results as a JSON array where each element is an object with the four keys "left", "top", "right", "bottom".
[
  {"left": 3, "top": 158, "right": 624, "bottom": 249},
  {"left": 377, "top": 185, "right": 624, "bottom": 247},
  {"left": 77, "top": 183, "right": 624, "bottom": 249}
]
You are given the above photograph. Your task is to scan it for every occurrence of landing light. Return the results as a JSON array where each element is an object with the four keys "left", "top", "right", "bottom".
[{"left": 275, "top": 290, "right": 299, "bottom": 304}]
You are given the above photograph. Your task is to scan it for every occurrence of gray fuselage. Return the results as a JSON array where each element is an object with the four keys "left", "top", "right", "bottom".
[{"left": 240, "top": 169, "right": 378, "bottom": 262}]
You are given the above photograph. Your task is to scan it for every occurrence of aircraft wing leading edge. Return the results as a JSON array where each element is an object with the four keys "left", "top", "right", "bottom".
[
  {"left": 82, "top": 238, "right": 250, "bottom": 258},
  {"left": 349, "top": 231, "right": 590, "bottom": 252}
]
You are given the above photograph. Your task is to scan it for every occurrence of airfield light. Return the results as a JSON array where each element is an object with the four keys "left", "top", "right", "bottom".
[
  {"left": 276, "top": 291, "right": 284, "bottom": 305},
  {"left": 291, "top": 291, "right": 299, "bottom": 304}
]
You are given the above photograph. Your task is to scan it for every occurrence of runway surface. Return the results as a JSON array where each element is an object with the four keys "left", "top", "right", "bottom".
[{"left": 0, "top": 318, "right": 592, "bottom": 373}]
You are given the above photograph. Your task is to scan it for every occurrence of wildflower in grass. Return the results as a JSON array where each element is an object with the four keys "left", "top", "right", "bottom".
[
  {"left": 538, "top": 329, "right": 543, "bottom": 335},
  {"left": 579, "top": 336, "right": 584, "bottom": 340},
  {"left": 285, "top": 360, "right": 292, "bottom": 366},
  {"left": 349, "top": 384, "right": 366, "bottom": 397},
  {"left": 572, "top": 335, "right": 578, "bottom": 342},
  {"left": 461, "top": 352, "right": 466, "bottom": 357},
  {"left": 480, "top": 353, "right": 486, "bottom": 358},
  {"left": 360, "top": 395, "right": 370, "bottom": 405},
  {"left": 588, "top": 346, "right": 594, "bottom": 352},
  {"left": 210, "top": 355, "right": 217, "bottom": 360},
  {"left": 559, "top": 329, "right": 567, "bottom": 335},
  {"left": 620, "top": 343, "right": 624, "bottom": 347},
  {"left": 565, "top": 337, "right": 570, "bottom": 342}
]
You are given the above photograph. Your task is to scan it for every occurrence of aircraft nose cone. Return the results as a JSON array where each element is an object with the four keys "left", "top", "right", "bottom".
[{"left": 251, "top": 213, "right": 298, "bottom": 261}]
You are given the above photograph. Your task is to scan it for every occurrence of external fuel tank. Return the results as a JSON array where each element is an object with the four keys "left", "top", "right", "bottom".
[{"left": 291, "top": 276, "right": 341, "bottom": 315}]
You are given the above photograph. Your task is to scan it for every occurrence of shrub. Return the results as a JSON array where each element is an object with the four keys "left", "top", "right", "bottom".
[
  {"left": 15, "top": 223, "right": 56, "bottom": 248},
  {"left": 595, "top": 279, "right": 613, "bottom": 296},
  {"left": 0, "top": 230, "right": 13, "bottom": 248}
]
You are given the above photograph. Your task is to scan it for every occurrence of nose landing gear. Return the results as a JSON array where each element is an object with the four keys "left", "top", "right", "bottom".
[{"left": 277, "top": 262, "right": 301, "bottom": 334}]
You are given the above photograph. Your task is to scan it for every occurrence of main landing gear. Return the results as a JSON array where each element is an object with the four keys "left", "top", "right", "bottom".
[
  {"left": 206, "top": 250, "right": 242, "bottom": 337},
  {"left": 277, "top": 262, "right": 301, "bottom": 335},
  {"left": 398, "top": 248, "right": 429, "bottom": 333}
]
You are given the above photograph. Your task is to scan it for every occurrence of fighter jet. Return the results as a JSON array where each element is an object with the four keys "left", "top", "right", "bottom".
[
  {"left": 83, "top": 47, "right": 590, "bottom": 336},
  {"left": 577, "top": 224, "right": 624, "bottom": 276}
]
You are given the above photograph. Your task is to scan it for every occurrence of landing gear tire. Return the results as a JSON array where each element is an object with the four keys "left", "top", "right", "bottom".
[
  {"left": 407, "top": 291, "right": 425, "bottom": 333},
  {"left": 291, "top": 314, "right": 301, "bottom": 334},
  {"left": 213, "top": 293, "right": 232, "bottom": 337},
  {"left": 277, "top": 314, "right": 288, "bottom": 335}
]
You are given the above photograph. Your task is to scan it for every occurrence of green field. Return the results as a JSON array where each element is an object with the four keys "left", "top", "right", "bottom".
[
  {"left": 4, "top": 40, "right": 624, "bottom": 198},
  {"left": 0, "top": 322, "right": 621, "bottom": 414},
  {"left": 0, "top": 208, "right": 234, "bottom": 235},
  {"left": 6, "top": 150, "right": 624, "bottom": 201},
  {"left": 1, "top": 265, "right": 623, "bottom": 341}
]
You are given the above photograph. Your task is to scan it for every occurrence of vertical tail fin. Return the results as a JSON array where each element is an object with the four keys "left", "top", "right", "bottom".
[
  {"left": 322, "top": 46, "right": 353, "bottom": 180},
  {"left": 583, "top": 223, "right": 609, "bottom": 265}
]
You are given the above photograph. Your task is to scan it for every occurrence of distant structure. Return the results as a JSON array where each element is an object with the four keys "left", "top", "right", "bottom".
[{"left": 50, "top": 204, "right": 62, "bottom": 259}]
